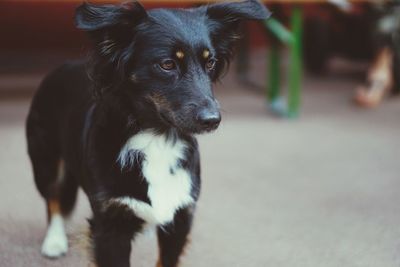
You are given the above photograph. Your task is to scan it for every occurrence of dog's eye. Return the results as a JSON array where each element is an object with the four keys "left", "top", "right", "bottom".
[
  {"left": 160, "top": 59, "right": 176, "bottom": 71},
  {"left": 206, "top": 58, "right": 216, "bottom": 71}
]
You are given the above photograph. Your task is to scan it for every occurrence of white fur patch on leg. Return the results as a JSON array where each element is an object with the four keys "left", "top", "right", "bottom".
[{"left": 41, "top": 214, "right": 68, "bottom": 258}]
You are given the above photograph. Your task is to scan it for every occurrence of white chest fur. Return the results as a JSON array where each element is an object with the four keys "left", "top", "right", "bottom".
[{"left": 116, "top": 131, "right": 194, "bottom": 225}]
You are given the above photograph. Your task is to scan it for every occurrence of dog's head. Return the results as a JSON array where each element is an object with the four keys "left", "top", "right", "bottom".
[{"left": 76, "top": 0, "right": 270, "bottom": 134}]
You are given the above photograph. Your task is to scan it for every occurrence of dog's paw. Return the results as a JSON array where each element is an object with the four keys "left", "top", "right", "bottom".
[
  {"left": 41, "top": 231, "right": 68, "bottom": 258},
  {"left": 41, "top": 215, "right": 68, "bottom": 258},
  {"left": 41, "top": 232, "right": 68, "bottom": 258}
]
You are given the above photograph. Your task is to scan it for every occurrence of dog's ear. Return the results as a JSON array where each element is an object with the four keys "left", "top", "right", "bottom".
[
  {"left": 75, "top": 1, "right": 147, "bottom": 97},
  {"left": 206, "top": 0, "right": 270, "bottom": 22},
  {"left": 75, "top": 1, "right": 147, "bottom": 58},
  {"left": 205, "top": 0, "right": 271, "bottom": 79}
]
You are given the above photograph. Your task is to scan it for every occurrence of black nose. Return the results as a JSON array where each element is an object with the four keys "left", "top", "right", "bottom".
[{"left": 196, "top": 109, "right": 221, "bottom": 131}]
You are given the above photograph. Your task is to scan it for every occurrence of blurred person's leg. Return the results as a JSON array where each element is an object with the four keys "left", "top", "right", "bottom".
[
  {"left": 354, "top": 3, "right": 400, "bottom": 108},
  {"left": 354, "top": 46, "right": 393, "bottom": 108}
]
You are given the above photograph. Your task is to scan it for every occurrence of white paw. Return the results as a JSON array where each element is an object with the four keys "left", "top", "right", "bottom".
[
  {"left": 41, "top": 214, "right": 68, "bottom": 258},
  {"left": 41, "top": 236, "right": 68, "bottom": 258}
]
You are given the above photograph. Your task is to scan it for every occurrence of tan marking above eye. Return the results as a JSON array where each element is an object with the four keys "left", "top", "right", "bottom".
[
  {"left": 203, "top": 50, "right": 210, "bottom": 59},
  {"left": 176, "top": 51, "right": 185, "bottom": 59}
]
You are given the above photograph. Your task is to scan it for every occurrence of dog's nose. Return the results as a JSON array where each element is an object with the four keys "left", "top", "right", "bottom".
[{"left": 196, "top": 109, "right": 221, "bottom": 131}]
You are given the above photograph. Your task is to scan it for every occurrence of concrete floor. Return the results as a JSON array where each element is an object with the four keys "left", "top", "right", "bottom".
[{"left": 1, "top": 59, "right": 400, "bottom": 266}]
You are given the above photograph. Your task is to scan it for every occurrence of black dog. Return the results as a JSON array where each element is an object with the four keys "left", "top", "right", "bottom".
[{"left": 26, "top": 1, "right": 270, "bottom": 266}]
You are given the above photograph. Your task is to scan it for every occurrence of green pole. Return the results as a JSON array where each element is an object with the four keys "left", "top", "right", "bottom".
[
  {"left": 287, "top": 6, "right": 303, "bottom": 118},
  {"left": 264, "top": 18, "right": 293, "bottom": 45}
]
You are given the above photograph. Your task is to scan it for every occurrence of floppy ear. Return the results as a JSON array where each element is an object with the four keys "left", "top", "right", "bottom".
[
  {"left": 206, "top": 0, "right": 270, "bottom": 22},
  {"left": 75, "top": 1, "right": 147, "bottom": 97},
  {"left": 206, "top": 0, "right": 271, "bottom": 78},
  {"left": 75, "top": 1, "right": 147, "bottom": 59}
]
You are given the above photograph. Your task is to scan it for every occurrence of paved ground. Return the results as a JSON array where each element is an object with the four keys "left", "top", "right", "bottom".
[{"left": 1, "top": 55, "right": 400, "bottom": 267}]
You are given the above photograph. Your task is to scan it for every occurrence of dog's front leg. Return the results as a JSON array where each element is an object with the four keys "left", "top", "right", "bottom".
[
  {"left": 90, "top": 212, "right": 144, "bottom": 267},
  {"left": 156, "top": 207, "right": 194, "bottom": 267}
]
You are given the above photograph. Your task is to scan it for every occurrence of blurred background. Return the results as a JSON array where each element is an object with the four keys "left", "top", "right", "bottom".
[{"left": 1, "top": 0, "right": 400, "bottom": 266}]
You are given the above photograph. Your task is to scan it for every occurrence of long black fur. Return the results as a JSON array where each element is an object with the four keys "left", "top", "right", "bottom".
[{"left": 26, "top": 1, "right": 270, "bottom": 266}]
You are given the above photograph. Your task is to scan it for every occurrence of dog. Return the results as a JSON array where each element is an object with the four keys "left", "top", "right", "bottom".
[{"left": 26, "top": 1, "right": 270, "bottom": 266}]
